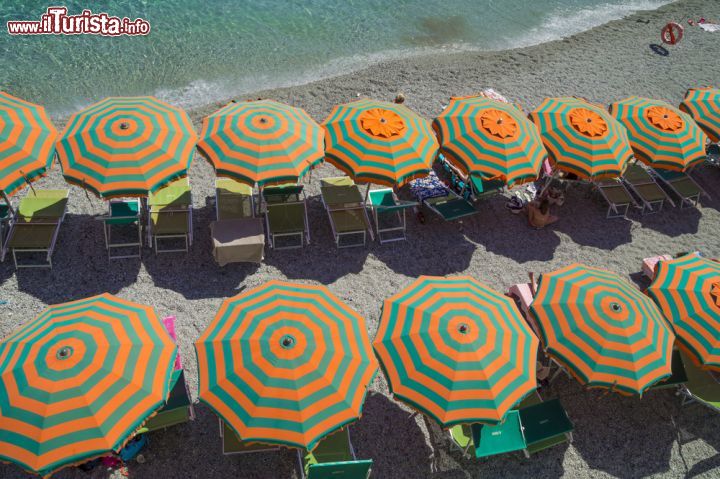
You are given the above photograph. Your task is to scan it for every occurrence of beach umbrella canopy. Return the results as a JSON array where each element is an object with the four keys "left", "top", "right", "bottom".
[
  {"left": 197, "top": 100, "right": 324, "bottom": 186},
  {"left": 679, "top": 87, "right": 720, "bottom": 143},
  {"left": 0, "top": 294, "right": 177, "bottom": 477},
  {"left": 433, "top": 96, "right": 547, "bottom": 186},
  {"left": 373, "top": 276, "right": 539, "bottom": 427},
  {"left": 195, "top": 281, "right": 377, "bottom": 450},
  {"left": 0, "top": 92, "right": 57, "bottom": 198},
  {"left": 647, "top": 254, "right": 720, "bottom": 370},
  {"left": 529, "top": 97, "right": 632, "bottom": 179},
  {"left": 610, "top": 96, "right": 707, "bottom": 171},
  {"left": 323, "top": 99, "right": 438, "bottom": 187},
  {"left": 57, "top": 97, "right": 197, "bottom": 198},
  {"left": 530, "top": 264, "right": 675, "bottom": 395}
]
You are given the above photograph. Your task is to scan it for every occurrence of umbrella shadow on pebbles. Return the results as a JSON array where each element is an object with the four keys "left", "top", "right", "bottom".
[
  {"left": 351, "top": 392, "right": 433, "bottom": 477},
  {"left": 11, "top": 213, "right": 141, "bottom": 304},
  {"left": 142, "top": 204, "right": 259, "bottom": 300},
  {"left": 126, "top": 403, "right": 297, "bottom": 479},
  {"left": 674, "top": 403, "right": 720, "bottom": 478},
  {"left": 635, "top": 206, "right": 702, "bottom": 237}
]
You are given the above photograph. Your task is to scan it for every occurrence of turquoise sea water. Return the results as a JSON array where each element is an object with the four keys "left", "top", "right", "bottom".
[{"left": 1, "top": 0, "right": 672, "bottom": 116}]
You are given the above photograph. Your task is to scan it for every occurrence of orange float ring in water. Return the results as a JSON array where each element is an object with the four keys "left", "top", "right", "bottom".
[{"left": 661, "top": 22, "right": 684, "bottom": 45}]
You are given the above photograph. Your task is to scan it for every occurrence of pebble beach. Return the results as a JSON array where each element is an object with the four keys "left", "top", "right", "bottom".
[{"left": 2, "top": 0, "right": 720, "bottom": 477}]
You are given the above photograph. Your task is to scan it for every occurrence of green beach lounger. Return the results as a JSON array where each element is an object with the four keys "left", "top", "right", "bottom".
[
  {"left": 219, "top": 420, "right": 281, "bottom": 455},
  {"left": 262, "top": 184, "right": 309, "bottom": 249},
  {"left": 320, "top": 177, "right": 373, "bottom": 248},
  {"left": 3, "top": 189, "right": 69, "bottom": 269},
  {"left": 141, "top": 369, "right": 194, "bottom": 432},
  {"left": 652, "top": 168, "right": 710, "bottom": 208},
  {"left": 366, "top": 188, "right": 417, "bottom": 243},
  {"left": 216, "top": 178, "right": 254, "bottom": 220},
  {"left": 594, "top": 179, "right": 636, "bottom": 219},
  {"left": 298, "top": 427, "right": 372, "bottom": 479},
  {"left": 622, "top": 162, "right": 674, "bottom": 214},
  {"left": 517, "top": 393, "right": 574, "bottom": 454},
  {"left": 678, "top": 351, "right": 720, "bottom": 413},
  {"left": 410, "top": 171, "right": 477, "bottom": 221},
  {"left": 148, "top": 178, "right": 193, "bottom": 254},
  {"left": 100, "top": 198, "right": 142, "bottom": 260},
  {"left": 468, "top": 175, "right": 505, "bottom": 201}
]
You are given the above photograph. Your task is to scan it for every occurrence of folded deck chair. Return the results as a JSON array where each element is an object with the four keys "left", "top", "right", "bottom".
[
  {"left": 409, "top": 171, "right": 477, "bottom": 221},
  {"left": 678, "top": 351, "right": 720, "bottom": 413},
  {"left": 366, "top": 188, "right": 417, "bottom": 243},
  {"left": 622, "top": 163, "right": 674, "bottom": 214},
  {"left": 148, "top": 178, "right": 193, "bottom": 253},
  {"left": 594, "top": 179, "right": 636, "bottom": 218},
  {"left": 262, "top": 184, "right": 309, "bottom": 249},
  {"left": 320, "top": 177, "right": 373, "bottom": 248},
  {"left": 652, "top": 168, "right": 710, "bottom": 208},
  {"left": 216, "top": 178, "right": 254, "bottom": 220},
  {"left": 100, "top": 198, "right": 142, "bottom": 260},
  {"left": 219, "top": 420, "right": 281, "bottom": 455},
  {"left": 298, "top": 427, "right": 372, "bottom": 479},
  {"left": 3, "top": 189, "right": 69, "bottom": 269},
  {"left": 517, "top": 392, "right": 574, "bottom": 454}
]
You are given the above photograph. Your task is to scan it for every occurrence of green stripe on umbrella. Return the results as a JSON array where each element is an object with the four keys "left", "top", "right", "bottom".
[
  {"left": 679, "top": 87, "right": 720, "bottom": 143},
  {"left": 0, "top": 294, "right": 176, "bottom": 477},
  {"left": 530, "top": 263, "right": 675, "bottom": 395}
]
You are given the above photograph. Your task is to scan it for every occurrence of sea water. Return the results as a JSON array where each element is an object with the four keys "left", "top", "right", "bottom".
[{"left": 0, "top": 0, "right": 672, "bottom": 116}]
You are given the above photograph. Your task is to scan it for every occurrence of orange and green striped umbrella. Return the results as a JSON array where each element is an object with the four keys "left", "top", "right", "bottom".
[
  {"left": 0, "top": 294, "right": 176, "bottom": 477},
  {"left": 373, "top": 276, "right": 538, "bottom": 427},
  {"left": 0, "top": 92, "right": 57, "bottom": 198},
  {"left": 198, "top": 100, "right": 324, "bottom": 186},
  {"left": 647, "top": 254, "right": 720, "bottom": 370},
  {"left": 679, "top": 87, "right": 720, "bottom": 143},
  {"left": 57, "top": 97, "right": 197, "bottom": 198},
  {"left": 433, "top": 96, "right": 546, "bottom": 186},
  {"left": 529, "top": 97, "right": 632, "bottom": 179},
  {"left": 195, "top": 281, "right": 377, "bottom": 450},
  {"left": 323, "top": 99, "right": 438, "bottom": 187},
  {"left": 530, "top": 264, "right": 675, "bottom": 395},
  {"left": 611, "top": 96, "right": 707, "bottom": 171}
]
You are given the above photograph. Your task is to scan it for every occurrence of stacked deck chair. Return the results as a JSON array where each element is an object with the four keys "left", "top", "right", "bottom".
[
  {"left": 593, "top": 178, "right": 637, "bottom": 219},
  {"left": 409, "top": 171, "right": 477, "bottom": 221},
  {"left": 450, "top": 390, "right": 573, "bottom": 459},
  {"left": 622, "top": 162, "right": 674, "bottom": 214},
  {"left": 298, "top": 427, "right": 372, "bottom": 479},
  {"left": 262, "top": 184, "right": 310, "bottom": 249},
  {"left": 366, "top": 188, "right": 417, "bottom": 243},
  {"left": 2, "top": 189, "right": 69, "bottom": 269},
  {"left": 651, "top": 168, "right": 710, "bottom": 208},
  {"left": 148, "top": 177, "right": 193, "bottom": 253},
  {"left": 320, "top": 177, "right": 373, "bottom": 248}
]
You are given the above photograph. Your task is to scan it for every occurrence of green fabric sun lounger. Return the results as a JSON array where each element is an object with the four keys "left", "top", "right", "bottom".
[
  {"left": 299, "top": 427, "right": 372, "bottom": 479},
  {"left": 425, "top": 193, "right": 478, "bottom": 220},
  {"left": 3, "top": 189, "right": 69, "bottom": 269},
  {"left": 216, "top": 178, "right": 254, "bottom": 220},
  {"left": 594, "top": 179, "right": 636, "bottom": 219},
  {"left": 320, "top": 177, "right": 373, "bottom": 248},
  {"left": 517, "top": 393, "right": 574, "bottom": 454},
  {"left": 679, "top": 351, "right": 720, "bottom": 412},
  {"left": 140, "top": 369, "right": 194, "bottom": 432},
  {"left": 622, "top": 163, "right": 674, "bottom": 214},
  {"left": 470, "top": 411, "right": 527, "bottom": 458},
  {"left": 367, "top": 188, "right": 417, "bottom": 243},
  {"left": 219, "top": 419, "right": 281, "bottom": 455},
  {"left": 148, "top": 178, "right": 193, "bottom": 253},
  {"left": 469, "top": 175, "right": 505, "bottom": 201},
  {"left": 262, "top": 184, "right": 309, "bottom": 249},
  {"left": 100, "top": 198, "right": 142, "bottom": 260},
  {"left": 652, "top": 168, "right": 710, "bottom": 209}
]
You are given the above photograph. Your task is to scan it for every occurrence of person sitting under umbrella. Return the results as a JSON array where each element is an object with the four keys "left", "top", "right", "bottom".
[{"left": 527, "top": 197, "right": 558, "bottom": 229}]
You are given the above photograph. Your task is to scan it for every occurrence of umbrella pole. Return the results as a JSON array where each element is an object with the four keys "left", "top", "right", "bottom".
[
  {"left": 364, "top": 183, "right": 371, "bottom": 205},
  {"left": 1, "top": 191, "right": 15, "bottom": 217},
  {"left": 20, "top": 170, "right": 37, "bottom": 196}
]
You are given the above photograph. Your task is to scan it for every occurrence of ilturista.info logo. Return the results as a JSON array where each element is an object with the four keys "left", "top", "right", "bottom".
[{"left": 7, "top": 6, "right": 150, "bottom": 36}]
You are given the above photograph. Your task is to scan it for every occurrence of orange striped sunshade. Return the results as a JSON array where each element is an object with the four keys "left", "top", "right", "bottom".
[
  {"left": 433, "top": 96, "right": 547, "bottom": 186},
  {"left": 529, "top": 97, "right": 632, "bottom": 179},
  {"left": 323, "top": 99, "right": 438, "bottom": 187},
  {"left": 198, "top": 100, "right": 324, "bottom": 186},
  {"left": 56, "top": 97, "right": 197, "bottom": 198},
  {"left": 373, "top": 276, "right": 539, "bottom": 427},
  {"left": 195, "top": 281, "right": 377, "bottom": 450},
  {"left": 0, "top": 92, "right": 57, "bottom": 198},
  {"left": 530, "top": 264, "right": 675, "bottom": 395},
  {"left": 0, "top": 294, "right": 176, "bottom": 477},
  {"left": 611, "top": 96, "right": 707, "bottom": 171},
  {"left": 679, "top": 87, "right": 720, "bottom": 143},
  {"left": 647, "top": 254, "right": 720, "bottom": 370}
]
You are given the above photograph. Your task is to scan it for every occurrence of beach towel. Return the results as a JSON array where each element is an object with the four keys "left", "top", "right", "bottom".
[
  {"left": 410, "top": 171, "right": 449, "bottom": 201},
  {"left": 699, "top": 23, "right": 720, "bottom": 32}
]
